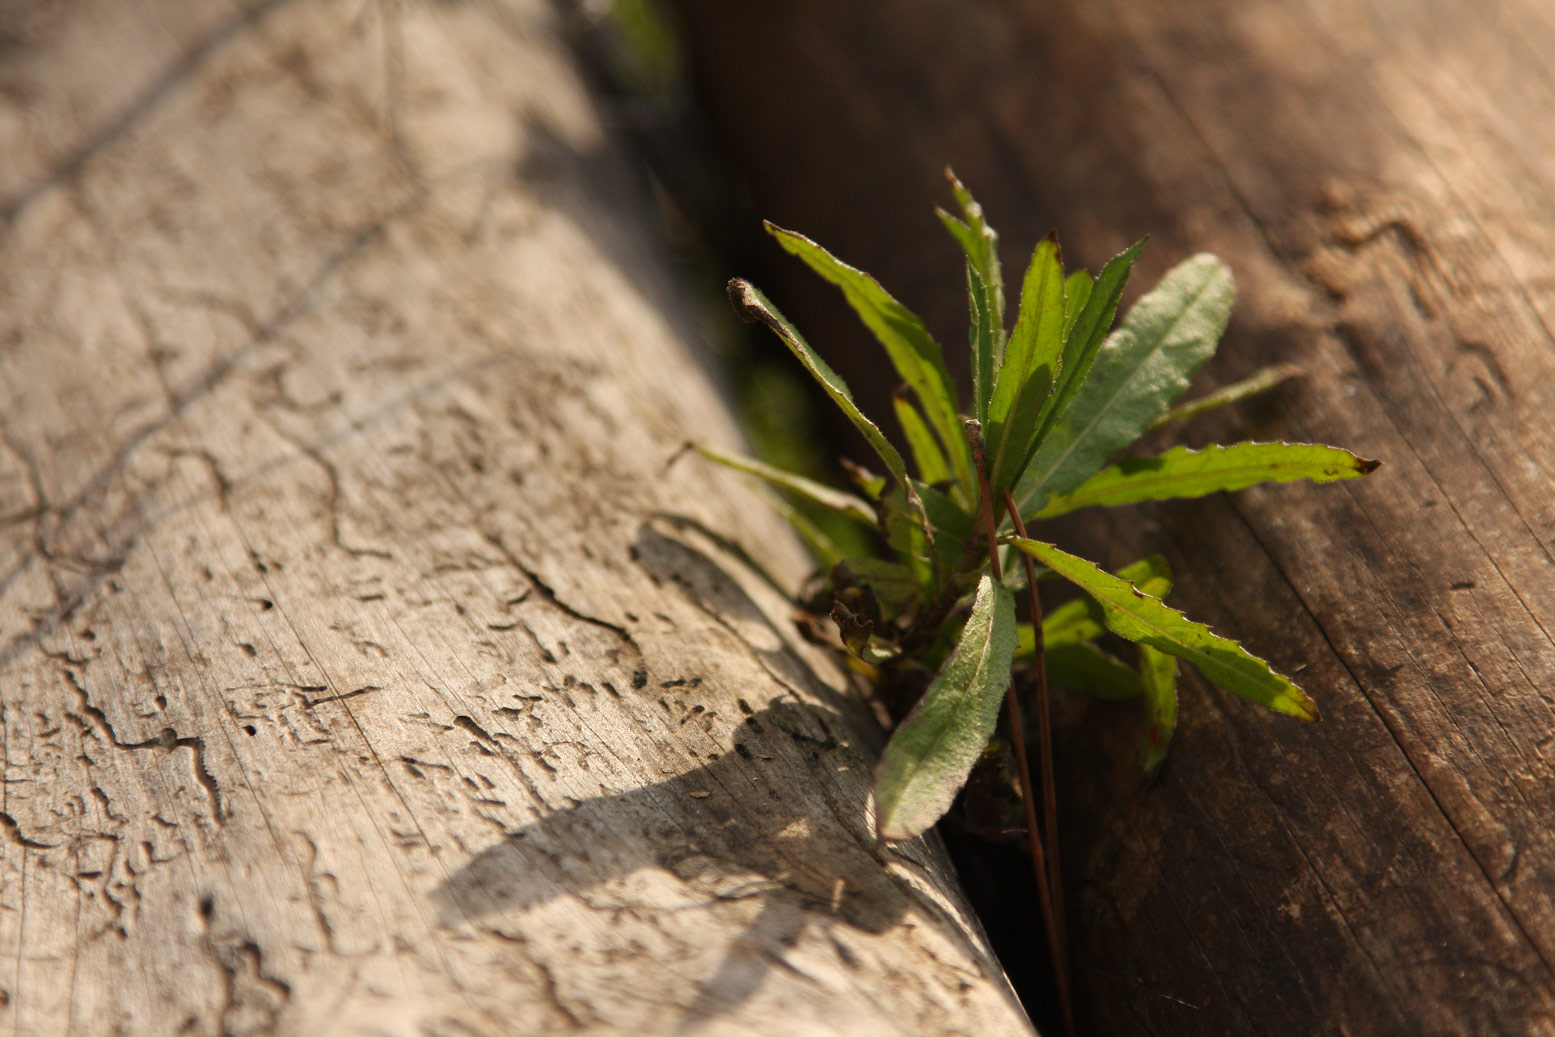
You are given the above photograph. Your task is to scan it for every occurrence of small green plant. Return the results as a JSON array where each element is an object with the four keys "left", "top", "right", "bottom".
[{"left": 698, "top": 173, "right": 1375, "bottom": 1023}]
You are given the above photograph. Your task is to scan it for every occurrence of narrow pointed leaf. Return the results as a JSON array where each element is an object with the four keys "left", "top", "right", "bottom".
[
  {"left": 834, "top": 557, "right": 922, "bottom": 615},
  {"left": 884, "top": 504, "right": 934, "bottom": 593},
  {"left": 1038, "top": 555, "right": 1174, "bottom": 647},
  {"left": 942, "top": 169, "right": 1004, "bottom": 336},
  {"left": 965, "top": 263, "right": 997, "bottom": 426},
  {"left": 695, "top": 443, "right": 878, "bottom": 527},
  {"left": 914, "top": 472, "right": 964, "bottom": 544},
  {"left": 1021, "top": 253, "right": 1235, "bottom": 511},
  {"left": 1009, "top": 538, "right": 1318, "bottom": 720},
  {"left": 840, "top": 458, "right": 887, "bottom": 501},
  {"left": 1046, "top": 641, "right": 1145, "bottom": 700},
  {"left": 939, "top": 211, "right": 983, "bottom": 268},
  {"left": 874, "top": 574, "right": 1018, "bottom": 842},
  {"left": 1037, "top": 441, "right": 1382, "bottom": 518},
  {"left": 1037, "top": 240, "right": 1146, "bottom": 436},
  {"left": 1150, "top": 363, "right": 1302, "bottom": 430},
  {"left": 728, "top": 280, "right": 909, "bottom": 488},
  {"left": 894, "top": 390, "right": 952, "bottom": 487},
  {"left": 986, "top": 235, "right": 1065, "bottom": 491},
  {"left": 761, "top": 492, "right": 848, "bottom": 568},
  {"left": 1061, "top": 269, "right": 1094, "bottom": 343},
  {"left": 766, "top": 224, "right": 972, "bottom": 492},
  {"left": 1138, "top": 645, "right": 1179, "bottom": 773}
]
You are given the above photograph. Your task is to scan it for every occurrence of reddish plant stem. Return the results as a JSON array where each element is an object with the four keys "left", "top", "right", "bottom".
[
  {"left": 965, "top": 421, "right": 1074, "bottom": 1037},
  {"left": 1003, "top": 488, "right": 1069, "bottom": 982}
]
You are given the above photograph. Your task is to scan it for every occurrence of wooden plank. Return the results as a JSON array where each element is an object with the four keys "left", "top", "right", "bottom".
[
  {"left": 674, "top": 0, "right": 1555, "bottom": 1031},
  {"left": 0, "top": 2, "right": 1034, "bottom": 1034}
]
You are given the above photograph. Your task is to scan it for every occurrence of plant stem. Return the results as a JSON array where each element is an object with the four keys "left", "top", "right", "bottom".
[
  {"left": 1004, "top": 489, "right": 1069, "bottom": 986},
  {"left": 965, "top": 421, "right": 1074, "bottom": 1037}
]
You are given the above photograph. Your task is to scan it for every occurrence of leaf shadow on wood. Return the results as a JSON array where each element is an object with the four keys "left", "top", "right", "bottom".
[
  {"left": 433, "top": 517, "right": 981, "bottom": 1030},
  {"left": 431, "top": 698, "right": 906, "bottom": 1029}
]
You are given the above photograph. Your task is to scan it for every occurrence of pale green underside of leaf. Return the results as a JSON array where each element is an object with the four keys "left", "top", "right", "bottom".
[
  {"left": 1009, "top": 539, "right": 1318, "bottom": 720},
  {"left": 766, "top": 224, "right": 973, "bottom": 493},
  {"left": 874, "top": 574, "right": 1018, "bottom": 842},
  {"left": 1138, "top": 644, "right": 1179, "bottom": 773},
  {"left": 1150, "top": 363, "right": 1302, "bottom": 430},
  {"left": 1036, "top": 441, "right": 1381, "bottom": 518},
  {"left": 1020, "top": 253, "right": 1234, "bottom": 513},
  {"left": 695, "top": 443, "right": 878, "bottom": 527}
]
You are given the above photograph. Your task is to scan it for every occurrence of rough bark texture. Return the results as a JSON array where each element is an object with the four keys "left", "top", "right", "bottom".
[
  {"left": 0, "top": 3, "right": 1034, "bottom": 1035},
  {"left": 674, "top": 1, "right": 1555, "bottom": 1033}
]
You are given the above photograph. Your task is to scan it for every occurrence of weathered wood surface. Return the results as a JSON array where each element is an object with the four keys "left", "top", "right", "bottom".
[
  {"left": 675, "top": 1, "right": 1555, "bottom": 1032},
  {"left": 0, "top": 2, "right": 1034, "bottom": 1034}
]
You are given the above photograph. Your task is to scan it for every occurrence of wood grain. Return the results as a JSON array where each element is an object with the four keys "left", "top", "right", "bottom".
[
  {"left": 674, "top": 0, "right": 1555, "bottom": 1032},
  {"left": 0, "top": 2, "right": 1033, "bottom": 1034}
]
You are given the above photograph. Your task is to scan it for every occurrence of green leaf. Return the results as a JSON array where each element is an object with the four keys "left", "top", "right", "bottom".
[
  {"left": 894, "top": 390, "right": 952, "bottom": 487},
  {"left": 1037, "top": 555, "right": 1174, "bottom": 648},
  {"left": 1038, "top": 597, "right": 1102, "bottom": 648},
  {"left": 1061, "top": 269, "right": 1094, "bottom": 343},
  {"left": 965, "top": 263, "right": 997, "bottom": 427},
  {"left": 1046, "top": 641, "right": 1144, "bottom": 700},
  {"left": 1020, "top": 252, "right": 1234, "bottom": 512},
  {"left": 940, "top": 169, "right": 1004, "bottom": 338},
  {"left": 766, "top": 225, "right": 973, "bottom": 493},
  {"left": 759, "top": 491, "right": 848, "bottom": 568},
  {"left": 1138, "top": 645, "right": 1179, "bottom": 773},
  {"left": 986, "top": 235, "right": 1065, "bottom": 492},
  {"left": 1036, "top": 441, "right": 1382, "bottom": 518},
  {"left": 840, "top": 459, "right": 887, "bottom": 501},
  {"left": 874, "top": 574, "right": 1018, "bottom": 842},
  {"left": 834, "top": 557, "right": 922, "bottom": 616},
  {"left": 728, "top": 280, "right": 910, "bottom": 489},
  {"left": 884, "top": 504, "right": 934, "bottom": 593},
  {"left": 695, "top": 443, "right": 878, "bottom": 527},
  {"left": 1150, "top": 363, "right": 1302, "bottom": 430},
  {"left": 1035, "top": 241, "right": 1146, "bottom": 441},
  {"left": 1009, "top": 538, "right": 1318, "bottom": 720},
  {"left": 915, "top": 479, "right": 973, "bottom": 579}
]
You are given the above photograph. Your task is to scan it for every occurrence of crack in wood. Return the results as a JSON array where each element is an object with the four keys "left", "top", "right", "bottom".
[{"left": 61, "top": 667, "right": 227, "bottom": 827}]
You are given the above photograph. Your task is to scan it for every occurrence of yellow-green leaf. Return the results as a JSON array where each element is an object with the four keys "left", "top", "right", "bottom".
[
  {"left": 695, "top": 443, "right": 877, "bottom": 527},
  {"left": 766, "top": 225, "right": 973, "bottom": 494},
  {"left": 1061, "top": 269, "right": 1094, "bottom": 344},
  {"left": 1037, "top": 441, "right": 1381, "bottom": 518},
  {"left": 1150, "top": 363, "right": 1301, "bottom": 430},
  {"left": 894, "top": 390, "right": 952, "bottom": 487},
  {"left": 986, "top": 235, "right": 1065, "bottom": 492},
  {"left": 1021, "top": 253, "right": 1233, "bottom": 512},
  {"left": 1009, "top": 538, "right": 1317, "bottom": 720},
  {"left": 1030, "top": 555, "right": 1174, "bottom": 651},
  {"left": 1046, "top": 642, "right": 1144, "bottom": 700},
  {"left": 728, "top": 280, "right": 908, "bottom": 488},
  {"left": 1138, "top": 645, "right": 1179, "bottom": 773}
]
